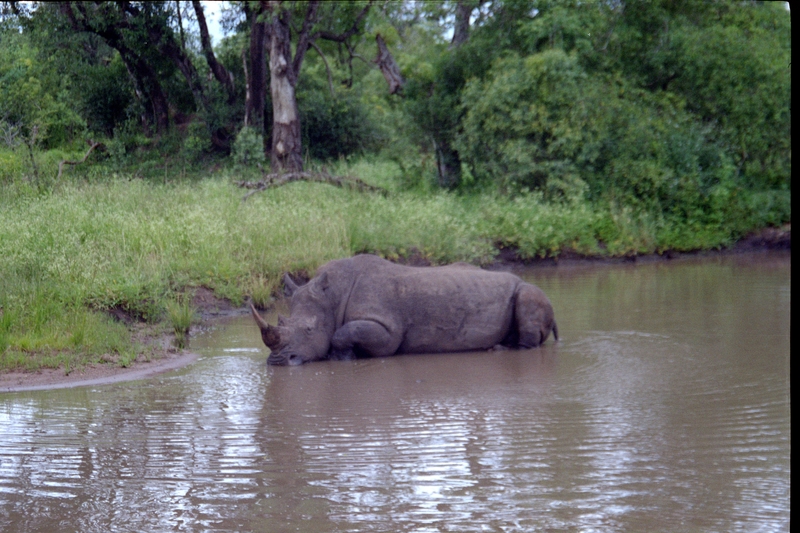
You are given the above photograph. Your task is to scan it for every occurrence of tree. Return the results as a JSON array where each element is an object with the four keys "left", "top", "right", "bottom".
[
  {"left": 259, "top": 0, "right": 372, "bottom": 172},
  {"left": 58, "top": 2, "right": 175, "bottom": 135},
  {"left": 57, "top": 2, "right": 240, "bottom": 148}
]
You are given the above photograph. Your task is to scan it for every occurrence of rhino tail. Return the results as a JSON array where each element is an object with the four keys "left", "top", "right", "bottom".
[{"left": 552, "top": 321, "right": 559, "bottom": 342}]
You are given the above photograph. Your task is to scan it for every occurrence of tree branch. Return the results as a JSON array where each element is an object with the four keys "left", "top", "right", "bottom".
[
  {"left": 175, "top": 0, "right": 186, "bottom": 50},
  {"left": 292, "top": 0, "right": 320, "bottom": 77},
  {"left": 309, "top": 40, "right": 335, "bottom": 97},
  {"left": 313, "top": 1, "right": 372, "bottom": 43},
  {"left": 236, "top": 170, "right": 388, "bottom": 200},
  {"left": 56, "top": 140, "right": 105, "bottom": 181},
  {"left": 192, "top": 0, "right": 236, "bottom": 101},
  {"left": 192, "top": 0, "right": 236, "bottom": 103}
]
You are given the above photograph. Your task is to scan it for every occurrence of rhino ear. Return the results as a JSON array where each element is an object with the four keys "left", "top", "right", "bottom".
[
  {"left": 307, "top": 272, "right": 330, "bottom": 298},
  {"left": 283, "top": 273, "right": 300, "bottom": 297}
]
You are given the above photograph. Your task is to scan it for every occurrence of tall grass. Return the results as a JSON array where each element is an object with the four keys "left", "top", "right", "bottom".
[{"left": 0, "top": 151, "right": 787, "bottom": 371}]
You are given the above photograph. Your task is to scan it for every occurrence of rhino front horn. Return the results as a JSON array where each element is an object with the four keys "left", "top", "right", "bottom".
[{"left": 251, "top": 304, "right": 283, "bottom": 351}]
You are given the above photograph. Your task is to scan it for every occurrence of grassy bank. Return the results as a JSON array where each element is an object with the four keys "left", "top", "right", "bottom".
[{"left": 0, "top": 155, "right": 790, "bottom": 373}]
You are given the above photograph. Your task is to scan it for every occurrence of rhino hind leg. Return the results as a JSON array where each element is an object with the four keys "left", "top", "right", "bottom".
[
  {"left": 331, "top": 320, "right": 401, "bottom": 358},
  {"left": 514, "top": 283, "right": 556, "bottom": 348}
]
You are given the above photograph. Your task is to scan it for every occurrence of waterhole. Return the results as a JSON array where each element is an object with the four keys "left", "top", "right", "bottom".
[{"left": 0, "top": 252, "right": 790, "bottom": 532}]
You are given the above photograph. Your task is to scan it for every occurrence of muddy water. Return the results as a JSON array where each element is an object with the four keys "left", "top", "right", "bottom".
[{"left": 0, "top": 252, "right": 790, "bottom": 532}]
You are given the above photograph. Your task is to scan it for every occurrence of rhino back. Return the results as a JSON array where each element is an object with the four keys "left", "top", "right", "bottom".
[{"left": 344, "top": 263, "right": 521, "bottom": 354}]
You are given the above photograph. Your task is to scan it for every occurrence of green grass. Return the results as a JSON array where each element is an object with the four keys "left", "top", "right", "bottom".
[
  {"left": 166, "top": 295, "right": 196, "bottom": 349},
  {"left": 0, "top": 147, "right": 789, "bottom": 373}
]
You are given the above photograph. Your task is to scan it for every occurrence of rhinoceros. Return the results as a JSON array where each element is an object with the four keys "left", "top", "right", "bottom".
[{"left": 251, "top": 254, "right": 558, "bottom": 365}]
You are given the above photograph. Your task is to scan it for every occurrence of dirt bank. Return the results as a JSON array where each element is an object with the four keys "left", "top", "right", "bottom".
[{"left": 0, "top": 351, "right": 200, "bottom": 393}]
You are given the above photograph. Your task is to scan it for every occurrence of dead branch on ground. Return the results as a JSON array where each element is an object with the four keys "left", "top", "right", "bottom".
[{"left": 236, "top": 169, "right": 388, "bottom": 200}]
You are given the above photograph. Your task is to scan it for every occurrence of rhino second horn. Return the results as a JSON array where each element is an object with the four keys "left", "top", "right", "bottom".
[
  {"left": 250, "top": 304, "right": 282, "bottom": 350},
  {"left": 283, "top": 273, "right": 300, "bottom": 296}
]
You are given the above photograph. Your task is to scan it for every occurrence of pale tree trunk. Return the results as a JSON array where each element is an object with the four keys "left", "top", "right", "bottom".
[{"left": 269, "top": 9, "right": 303, "bottom": 172}]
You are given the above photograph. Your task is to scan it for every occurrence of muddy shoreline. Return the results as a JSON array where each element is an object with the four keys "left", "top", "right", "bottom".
[
  {"left": 0, "top": 351, "right": 200, "bottom": 393},
  {"left": 1, "top": 225, "right": 789, "bottom": 393}
]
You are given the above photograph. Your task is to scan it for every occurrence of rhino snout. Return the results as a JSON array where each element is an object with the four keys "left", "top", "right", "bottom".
[{"left": 268, "top": 350, "right": 305, "bottom": 366}]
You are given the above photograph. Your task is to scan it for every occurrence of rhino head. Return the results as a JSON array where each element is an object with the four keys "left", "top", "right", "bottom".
[{"left": 251, "top": 272, "right": 335, "bottom": 365}]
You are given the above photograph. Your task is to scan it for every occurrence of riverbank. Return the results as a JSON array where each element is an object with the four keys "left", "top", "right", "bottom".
[{"left": 1, "top": 233, "right": 789, "bottom": 393}]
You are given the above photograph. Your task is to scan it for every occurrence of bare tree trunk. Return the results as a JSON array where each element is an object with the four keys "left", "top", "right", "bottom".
[
  {"left": 450, "top": 1, "right": 473, "bottom": 49},
  {"left": 245, "top": 4, "right": 268, "bottom": 135},
  {"left": 375, "top": 34, "right": 404, "bottom": 95},
  {"left": 269, "top": 9, "right": 303, "bottom": 172},
  {"left": 242, "top": 48, "right": 251, "bottom": 127},
  {"left": 256, "top": 0, "right": 370, "bottom": 172}
]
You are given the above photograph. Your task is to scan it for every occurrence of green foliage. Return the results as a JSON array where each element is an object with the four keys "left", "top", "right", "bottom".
[
  {"left": 232, "top": 126, "right": 266, "bottom": 167},
  {"left": 457, "top": 50, "right": 590, "bottom": 197},
  {"left": 182, "top": 120, "right": 214, "bottom": 162},
  {"left": 299, "top": 89, "right": 381, "bottom": 161},
  {"left": 0, "top": 25, "right": 84, "bottom": 148},
  {"left": 74, "top": 54, "right": 135, "bottom": 137},
  {"left": 455, "top": 45, "right": 774, "bottom": 235},
  {"left": 668, "top": 5, "right": 791, "bottom": 190}
]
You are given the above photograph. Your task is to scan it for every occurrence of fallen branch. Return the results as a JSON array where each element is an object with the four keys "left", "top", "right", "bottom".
[
  {"left": 236, "top": 170, "right": 389, "bottom": 200},
  {"left": 56, "top": 140, "right": 105, "bottom": 181}
]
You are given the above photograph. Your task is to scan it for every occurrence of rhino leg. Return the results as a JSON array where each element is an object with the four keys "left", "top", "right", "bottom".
[
  {"left": 514, "top": 283, "right": 556, "bottom": 348},
  {"left": 331, "top": 320, "right": 401, "bottom": 358}
]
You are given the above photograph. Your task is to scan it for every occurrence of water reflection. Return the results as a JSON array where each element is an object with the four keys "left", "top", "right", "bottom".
[{"left": 0, "top": 252, "right": 790, "bottom": 532}]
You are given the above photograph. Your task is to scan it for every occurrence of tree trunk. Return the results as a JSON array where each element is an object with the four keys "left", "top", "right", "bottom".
[
  {"left": 375, "top": 34, "right": 404, "bottom": 95},
  {"left": 435, "top": 137, "right": 461, "bottom": 189},
  {"left": 118, "top": 47, "right": 171, "bottom": 136},
  {"left": 157, "top": 31, "right": 207, "bottom": 111},
  {"left": 450, "top": 1, "right": 472, "bottom": 49},
  {"left": 192, "top": 0, "right": 235, "bottom": 102},
  {"left": 245, "top": 8, "right": 268, "bottom": 135},
  {"left": 269, "top": 10, "right": 303, "bottom": 172}
]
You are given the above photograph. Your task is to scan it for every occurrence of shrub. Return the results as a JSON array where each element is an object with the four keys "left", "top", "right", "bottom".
[{"left": 232, "top": 126, "right": 266, "bottom": 167}]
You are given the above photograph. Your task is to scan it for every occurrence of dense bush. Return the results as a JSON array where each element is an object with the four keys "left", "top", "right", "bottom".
[
  {"left": 297, "top": 72, "right": 382, "bottom": 161},
  {"left": 459, "top": 50, "right": 728, "bottom": 209}
]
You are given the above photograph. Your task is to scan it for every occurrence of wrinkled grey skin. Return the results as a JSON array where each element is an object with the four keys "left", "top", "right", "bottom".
[{"left": 251, "top": 254, "right": 558, "bottom": 366}]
